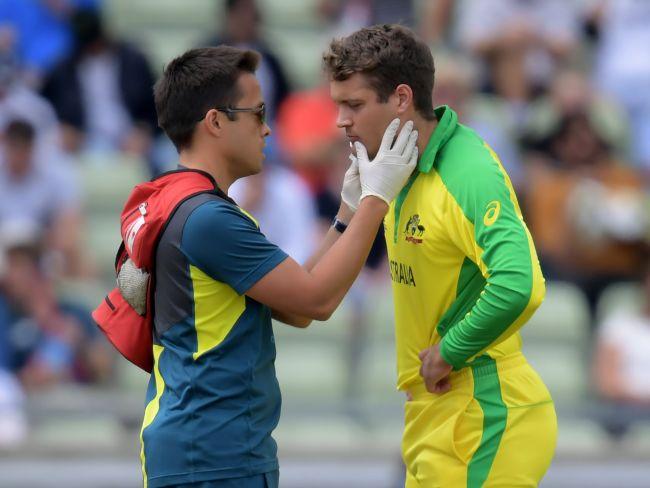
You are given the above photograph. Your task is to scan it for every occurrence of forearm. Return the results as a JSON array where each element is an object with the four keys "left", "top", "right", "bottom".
[
  {"left": 272, "top": 205, "right": 353, "bottom": 326},
  {"left": 304, "top": 204, "right": 353, "bottom": 272},
  {"left": 253, "top": 199, "right": 387, "bottom": 323},
  {"left": 307, "top": 197, "right": 386, "bottom": 315},
  {"left": 439, "top": 271, "right": 543, "bottom": 369}
]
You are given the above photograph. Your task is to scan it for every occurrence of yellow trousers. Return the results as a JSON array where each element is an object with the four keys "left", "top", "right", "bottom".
[{"left": 403, "top": 353, "right": 557, "bottom": 487}]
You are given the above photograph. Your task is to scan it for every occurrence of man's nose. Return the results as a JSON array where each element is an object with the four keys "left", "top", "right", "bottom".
[{"left": 336, "top": 110, "right": 351, "bottom": 129}]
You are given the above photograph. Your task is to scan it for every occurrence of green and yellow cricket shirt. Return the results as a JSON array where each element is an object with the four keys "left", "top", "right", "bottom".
[{"left": 385, "top": 106, "right": 546, "bottom": 391}]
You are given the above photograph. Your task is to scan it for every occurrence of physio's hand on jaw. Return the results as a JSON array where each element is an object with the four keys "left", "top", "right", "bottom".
[
  {"left": 356, "top": 118, "right": 418, "bottom": 206},
  {"left": 341, "top": 153, "right": 361, "bottom": 213}
]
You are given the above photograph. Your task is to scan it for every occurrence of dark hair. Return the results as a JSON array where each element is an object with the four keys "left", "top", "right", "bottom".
[
  {"left": 71, "top": 8, "right": 105, "bottom": 50},
  {"left": 323, "top": 24, "right": 436, "bottom": 121},
  {"left": 226, "top": 0, "right": 254, "bottom": 12},
  {"left": 4, "top": 120, "right": 35, "bottom": 144},
  {"left": 5, "top": 242, "right": 42, "bottom": 265},
  {"left": 154, "top": 46, "right": 260, "bottom": 151}
]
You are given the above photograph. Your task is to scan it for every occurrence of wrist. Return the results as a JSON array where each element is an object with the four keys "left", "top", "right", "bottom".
[
  {"left": 332, "top": 217, "right": 348, "bottom": 233},
  {"left": 358, "top": 194, "right": 390, "bottom": 214},
  {"left": 438, "top": 340, "right": 458, "bottom": 371},
  {"left": 336, "top": 203, "right": 354, "bottom": 224}
]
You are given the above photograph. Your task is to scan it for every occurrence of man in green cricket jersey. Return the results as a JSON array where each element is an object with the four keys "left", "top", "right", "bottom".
[{"left": 324, "top": 24, "right": 557, "bottom": 487}]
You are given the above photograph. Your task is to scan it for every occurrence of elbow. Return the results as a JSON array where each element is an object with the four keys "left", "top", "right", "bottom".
[
  {"left": 290, "top": 283, "right": 340, "bottom": 321},
  {"left": 299, "top": 290, "right": 338, "bottom": 321},
  {"left": 285, "top": 302, "right": 332, "bottom": 322},
  {"left": 311, "top": 300, "right": 337, "bottom": 321},
  {"left": 312, "top": 307, "right": 334, "bottom": 322},
  {"left": 528, "top": 277, "right": 546, "bottom": 312},
  {"left": 510, "top": 273, "right": 546, "bottom": 314},
  {"left": 293, "top": 317, "right": 314, "bottom": 328}
]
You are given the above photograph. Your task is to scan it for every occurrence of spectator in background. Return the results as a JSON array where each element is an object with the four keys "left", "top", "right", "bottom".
[
  {"left": 41, "top": 8, "right": 165, "bottom": 174},
  {"left": 200, "top": 0, "right": 291, "bottom": 123},
  {"left": 522, "top": 94, "right": 647, "bottom": 319},
  {"left": 591, "top": 0, "right": 650, "bottom": 170},
  {"left": 276, "top": 80, "right": 344, "bottom": 219},
  {"left": 0, "top": 120, "right": 87, "bottom": 278},
  {"left": 0, "top": 368, "right": 26, "bottom": 447},
  {"left": 524, "top": 69, "right": 630, "bottom": 162},
  {"left": 0, "top": 33, "right": 63, "bottom": 160},
  {"left": 419, "top": 0, "right": 455, "bottom": 46},
  {"left": 318, "top": 0, "right": 416, "bottom": 36},
  {"left": 593, "top": 261, "right": 650, "bottom": 436},
  {"left": 0, "top": 0, "right": 100, "bottom": 86},
  {"left": 228, "top": 137, "right": 318, "bottom": 265},
  {"left": 0, "top": 224, "right": 112, "bottom": 390},
  {"left": 456, "top": 0, "right": 579, "bottom": 116},
  {"left": 433, "top": 53, "right": 524, "bottom": 189}
]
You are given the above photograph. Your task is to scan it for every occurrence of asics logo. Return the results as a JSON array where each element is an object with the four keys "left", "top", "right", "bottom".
[{"left": 483, "top": 200, "right": 500, "bottom": 227}]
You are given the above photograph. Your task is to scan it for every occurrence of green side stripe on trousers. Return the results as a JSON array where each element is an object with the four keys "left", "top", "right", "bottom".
[{"left": 467, "top": 357, "right": 508, "bottom": 487}]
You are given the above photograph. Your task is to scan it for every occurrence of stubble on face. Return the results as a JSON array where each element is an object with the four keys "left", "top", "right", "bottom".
[
  {"left": 330, "top": 73, "right": 398, "bottom": 160},
  {"left": 230, "top": 72, "right": 269, "bottom": 177}
]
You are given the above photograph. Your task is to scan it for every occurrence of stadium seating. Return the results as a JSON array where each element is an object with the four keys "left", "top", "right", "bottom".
[
  {"left": 596, "top": 282, "right": 643, "bottom": 323},
  {"left": 78, "top": 155, "right": 148, "bottom": 284},
  {"left": 520, "top": 281, "right": 592, "bottom": 412}
]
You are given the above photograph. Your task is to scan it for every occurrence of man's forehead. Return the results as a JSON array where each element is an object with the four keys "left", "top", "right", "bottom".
[
  {"left": 237, "top": 72, "right": 263, "bottom": 102},
  {"left": 330, "top": 74, "right": 374, "bottom": 101}
]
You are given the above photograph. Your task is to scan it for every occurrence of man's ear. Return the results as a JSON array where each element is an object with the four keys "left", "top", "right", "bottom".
[
  {"left": 394, "top": 84, "right": 413, "bottom": 115},
  {"left": 203, "top": 108, "right": 223, "bottom": 137}
]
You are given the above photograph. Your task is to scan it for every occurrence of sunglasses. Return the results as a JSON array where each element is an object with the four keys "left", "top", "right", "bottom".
[{"left": 197, "top": 103, "right": 266, "bottom": 125}]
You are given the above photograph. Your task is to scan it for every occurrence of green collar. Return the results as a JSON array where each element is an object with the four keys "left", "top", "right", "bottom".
[
  {"left": 391, "top": 105, "right": 458, "bottom": 243},
  {"left": 418, "top": 105, "right": 458, "bottom": 174}
]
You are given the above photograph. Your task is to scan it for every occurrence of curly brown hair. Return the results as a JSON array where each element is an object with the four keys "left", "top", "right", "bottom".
[{"left": 323, "top": 24, "right": 436, "bottom": 121}]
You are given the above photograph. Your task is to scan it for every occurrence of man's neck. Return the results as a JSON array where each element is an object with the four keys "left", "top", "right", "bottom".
[
  {"left": 179, "top": 149, "right": 235, "bottom": 193},
  {"left": 414, "top": 117, "right": 438, "bottom": 158}
]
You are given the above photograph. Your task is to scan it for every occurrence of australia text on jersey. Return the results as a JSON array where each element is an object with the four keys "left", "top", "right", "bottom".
[{"left": 389, "top": 260, "right": 416, "bottom": 287}]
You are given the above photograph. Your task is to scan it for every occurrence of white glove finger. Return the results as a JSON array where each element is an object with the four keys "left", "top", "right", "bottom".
[
  {"left": 408, "top": 145, "right": 419, "bottom": 168},
  {"left": 401, "top": 130, "right": 418, "bottom": 163},
  {"left": 354, "top": 141, "right": 369, "bottom": 164},
  {"left": 348, "top": 154, "right": 359, "bottom": 172},
  {"left": 352, "top": 155, "right": 360, "bottom": 174},
  {"left": 378, "top": 118, "right": 401, "bottom": 153},
  {"left": 391, "top": 120, "right": 414, "bottom": 154}
]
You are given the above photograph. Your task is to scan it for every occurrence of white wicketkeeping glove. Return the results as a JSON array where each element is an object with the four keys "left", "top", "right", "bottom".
[
  {"left": 356, "top": 118, "right": 418, "bottom": 205},
  {"left": 341, "top": 153, "right": 361, "bottom": 212}
]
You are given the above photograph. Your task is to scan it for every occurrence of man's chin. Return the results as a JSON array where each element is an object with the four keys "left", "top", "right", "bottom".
[
  {"left": 354, "top": 145, "right": 379, "bottom": 160},
  {"left": 250, "top": 161, "right": 264, "bottom": 175}
]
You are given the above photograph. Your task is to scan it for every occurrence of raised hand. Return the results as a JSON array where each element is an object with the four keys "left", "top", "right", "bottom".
[{"left": 355, "top": 118, "right": 418, "bottom": 205}]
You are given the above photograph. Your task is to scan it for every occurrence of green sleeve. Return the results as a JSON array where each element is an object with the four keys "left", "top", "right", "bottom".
[{"left": 437, "top": 143, "right": 545, "bottom": 370}]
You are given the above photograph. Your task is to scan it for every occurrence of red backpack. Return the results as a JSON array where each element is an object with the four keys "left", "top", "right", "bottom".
[{"left": 92, "top": 169, "right": 224, "bottom": 373}]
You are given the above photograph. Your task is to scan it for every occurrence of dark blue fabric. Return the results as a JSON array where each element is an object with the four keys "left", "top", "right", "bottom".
[
  {"left": 0, "top": 293, "right": 90, "bottom": 374},
  {"left": 143, "top": 198, "right": 287, "bottom": 487},
  {"left": 182, "top": 200, "right": 288, "bottom": 295},
  {"left": 0, "top": 294, "right": 12, "bottom": 370},
  {"left": 0, "top": 0, "right": 99, "bottom": 72},
  {"left": 171, "top": 470, "right": 279, "bottom": 488}
]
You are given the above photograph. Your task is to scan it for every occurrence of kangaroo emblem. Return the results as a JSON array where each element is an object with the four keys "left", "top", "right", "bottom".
[{"left": 404, "top": 214, "right": 425, "bottom": 243}]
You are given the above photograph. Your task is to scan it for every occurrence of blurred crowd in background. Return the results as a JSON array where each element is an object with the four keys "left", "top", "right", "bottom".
[{"left": 0, "top": 0, "right": 649, "bottom": 451}]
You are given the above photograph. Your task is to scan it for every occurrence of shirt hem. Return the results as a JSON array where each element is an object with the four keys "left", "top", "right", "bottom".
[{"left": 147, "top": 460, "right": 279, "bottom": 488}]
